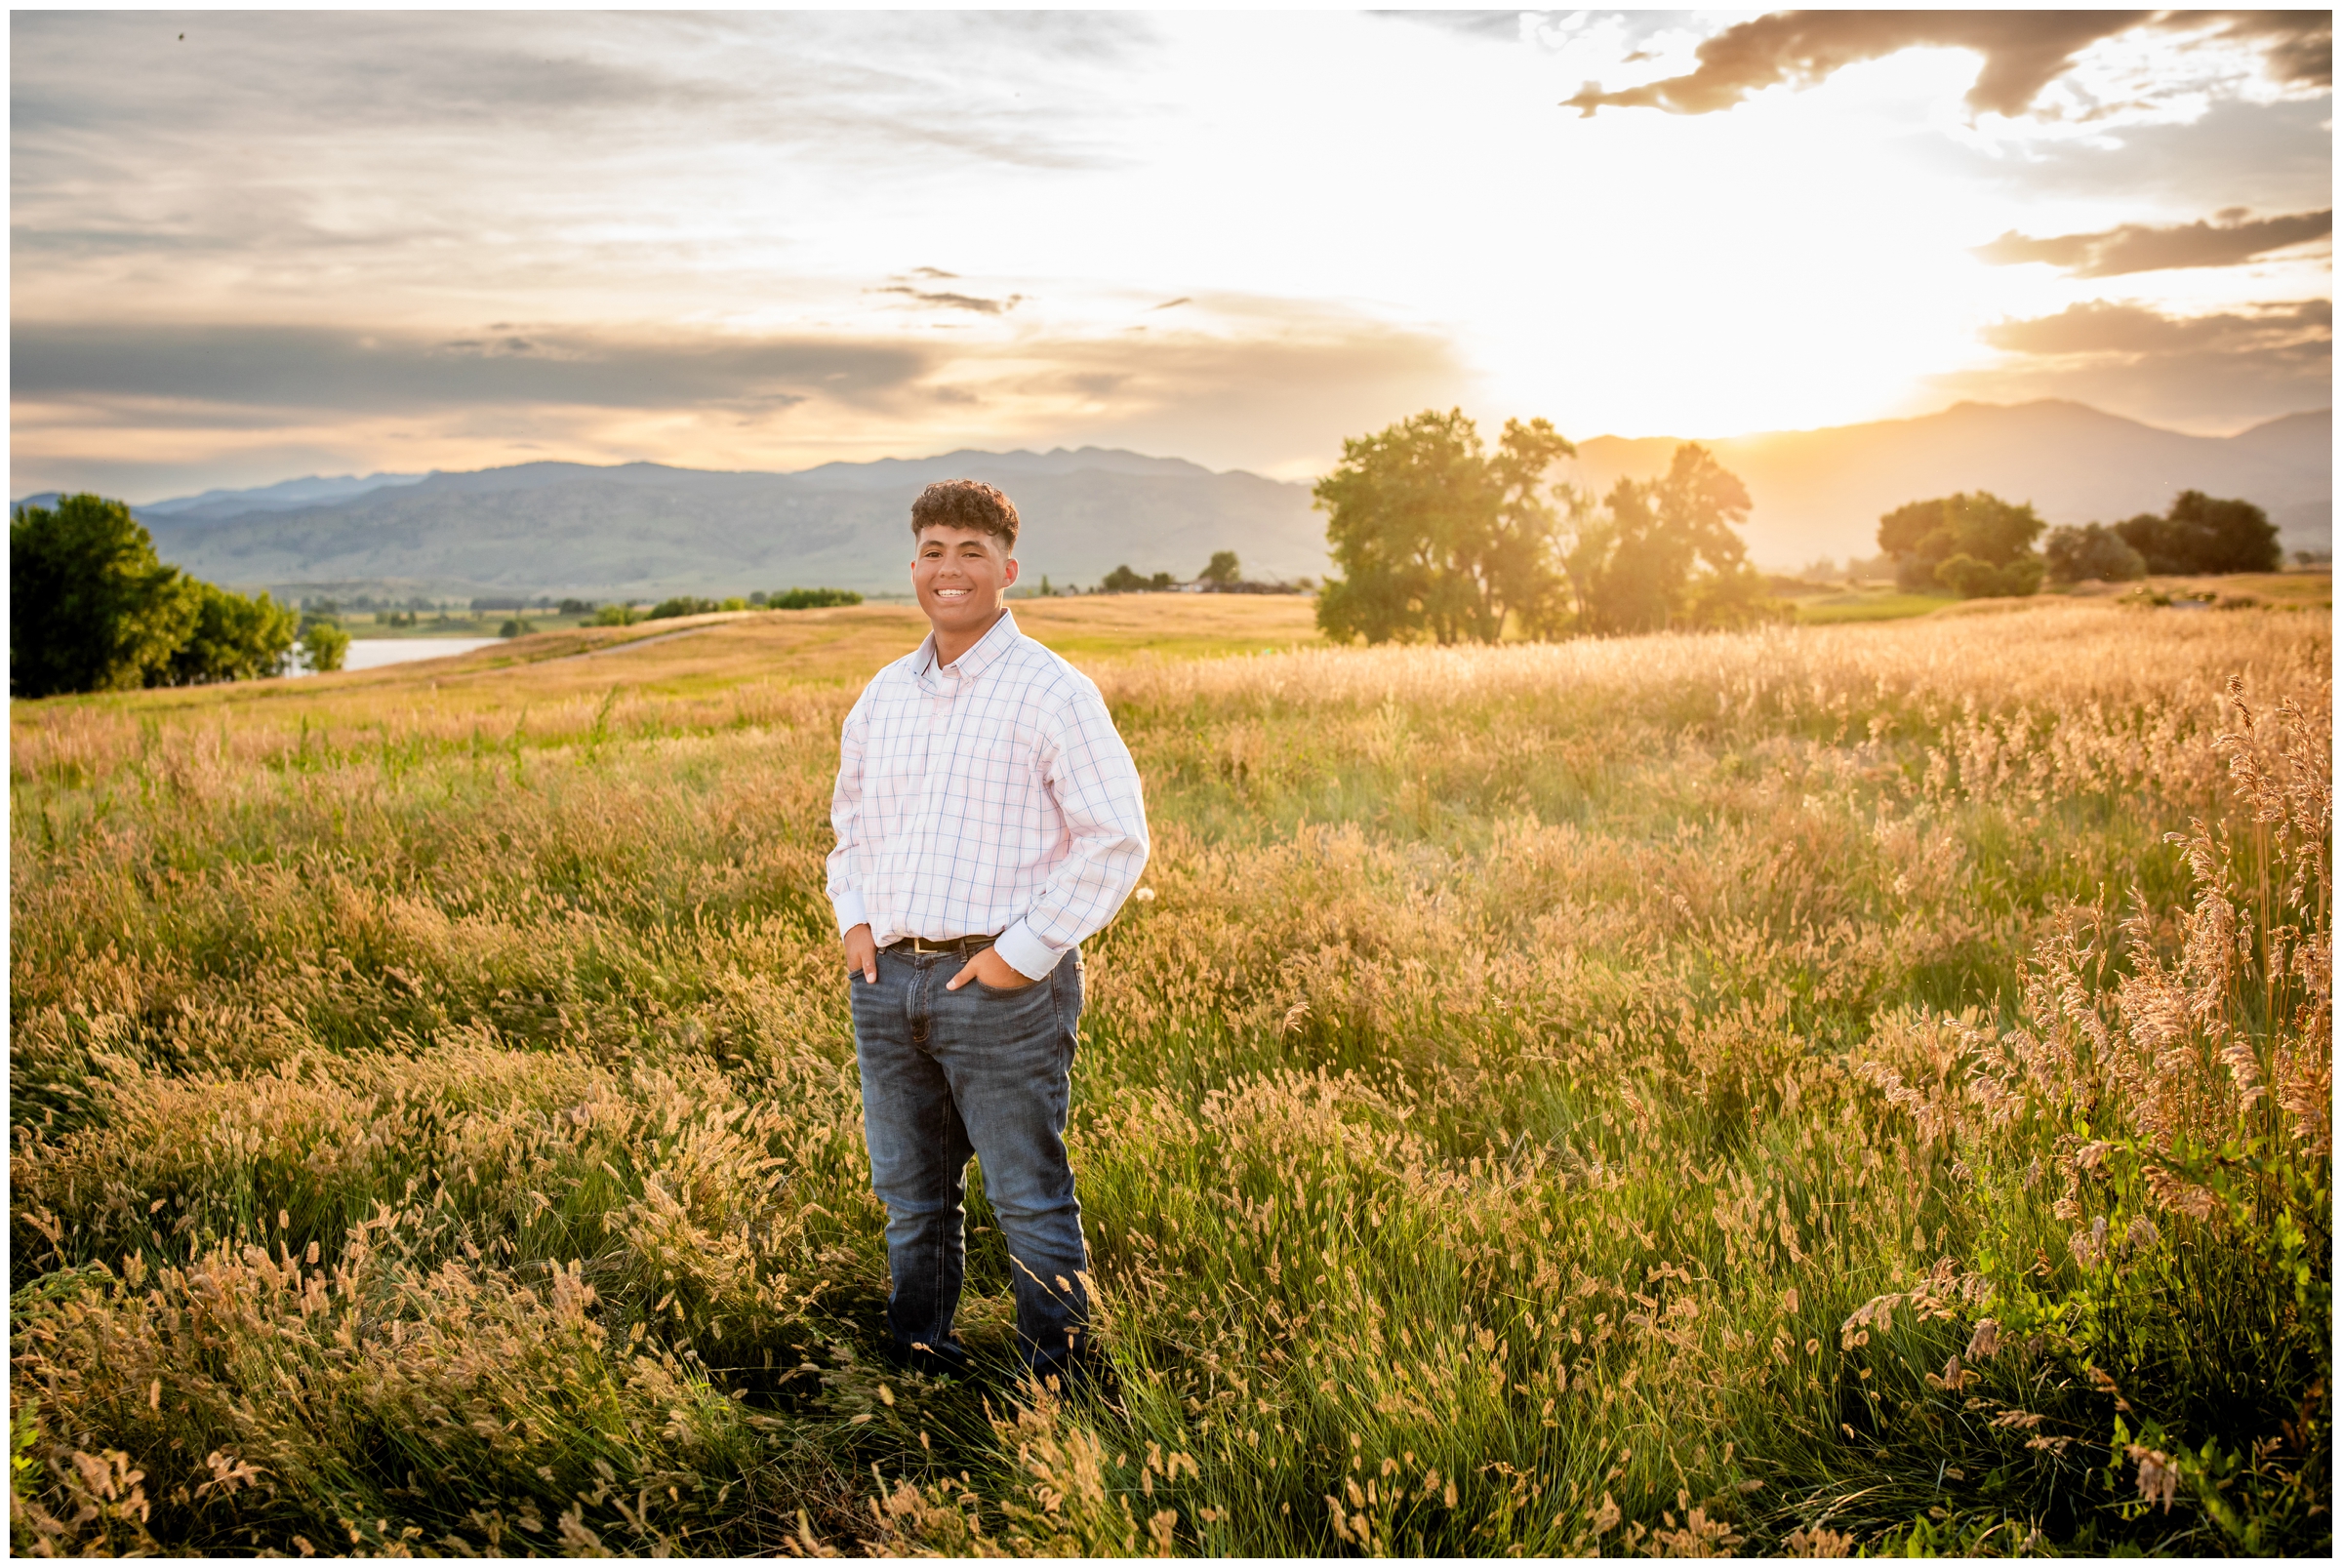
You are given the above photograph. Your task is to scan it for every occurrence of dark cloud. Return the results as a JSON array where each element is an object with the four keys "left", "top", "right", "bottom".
[
  {"left": 9, "top": 323, "right": 936, "bottom": 416},
  {"left": 1564, "top": 10, "right": 2332, "bottom": 119},
  {"left": 1941, "top": 297, "right": 2332, "bottom": 430},
  {"left": 8, "top": 310, "right": 1472, "bottom": 500},
  {"left": 1981, "top": 298, "right": 2330, "bottom": 357},
  {"left": 1976, "top": 209, "right": 2332, "bottom": 275},
  {"left": 871, "top": 286, "right": 1025, "bottom": 315}
]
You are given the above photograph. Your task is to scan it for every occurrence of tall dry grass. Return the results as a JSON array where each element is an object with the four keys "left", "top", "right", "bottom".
[{"left": 10, "top": 599, "right": 2329, "bottom": 1554}]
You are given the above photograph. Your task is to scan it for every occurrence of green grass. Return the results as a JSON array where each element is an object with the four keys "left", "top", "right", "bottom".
[
  {"left": 1795, "top": 589, "right": 1953, "bottom": 623},
  {"left": 9, "top": 597, "right": 2330, "bottom": 1555}
]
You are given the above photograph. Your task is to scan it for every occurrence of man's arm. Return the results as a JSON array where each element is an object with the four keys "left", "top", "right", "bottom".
[
  {"left": 987, "top": 678, "right": 1150, "bottom": 981},
  {"left": 828, "top": 695, "right": 878, "bottom": 982}
]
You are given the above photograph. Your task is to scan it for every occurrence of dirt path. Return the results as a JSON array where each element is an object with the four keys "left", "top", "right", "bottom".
[{"left": 540, "top": 625, "right": 716, "bottom": 664}]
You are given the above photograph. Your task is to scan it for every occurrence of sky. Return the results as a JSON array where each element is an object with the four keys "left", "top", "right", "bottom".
[{"left": 9, "top": 7, "right": 2332, "bottom": 501}]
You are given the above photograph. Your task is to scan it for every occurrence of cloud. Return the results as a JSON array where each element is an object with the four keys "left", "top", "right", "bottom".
[
  {"left": 1935, "top": 297, "right": 2332, "bottom": 432},
  {"left": 1980, "top": 298, "right": 2330, "bottom": 357},
  {"left": 9, "top": 323, "right": 937, "bottom": 416},
  {"left": 1930, "top": 95, "right": 2334, "bottom": 212},
  {"left": 1976, "top": 208, "right": 2332, "bottom": 275},
  {"left": 1563, "top": 10, "right": 2332, "bottom": 119},
  {"left": 872, "top": 286, "right": 1025, "bottom": 315},
  {"left": 9, "top": 308, "right": 1471, "bottom": 497}
]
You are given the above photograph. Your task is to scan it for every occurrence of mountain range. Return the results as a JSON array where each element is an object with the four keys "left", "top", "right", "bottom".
[
  {"left": 14, "top": 400, "right": 2328, "bottom": 599},
  {"left": 1569, "top": 401, "right": 2331, "bottom": 570}
]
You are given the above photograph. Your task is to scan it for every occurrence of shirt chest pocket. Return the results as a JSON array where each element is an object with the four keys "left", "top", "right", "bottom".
[{"left": 946, "top": 715, "right": 1038, "bottom": 800}]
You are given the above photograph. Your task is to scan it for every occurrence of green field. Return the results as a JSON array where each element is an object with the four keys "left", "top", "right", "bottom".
[
  {"left": 10, "top": 595, "right": 2330, "bottom": 1555},
  {"left": 1793, "top": 589, "right": 1952, "bottom": 624}
]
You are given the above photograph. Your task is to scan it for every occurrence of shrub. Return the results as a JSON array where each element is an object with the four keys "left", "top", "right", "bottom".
[
  {"left": 766, "top": 587, "right": 864, "bottom": 610},
  {"left": 298, "top": 618, "right": 349, "bottom": 673},
  {"left": 156, "top": 583, "right": 301, "bottom": 686},
  {"left": 647, "top": 597, "right": 718, "bottom": 621},
  {"left": 1880, "top": 492, "right": 2045, "bottom": 596},
  {"left": 2044, "top": 523, "right": 2149, "bottom": 583},
  {"left": 592, "top": 605, "right": 639, "bottom": 626},
  {"left": 1936, "top": 552, "right": 2046, "bottom": 599}
]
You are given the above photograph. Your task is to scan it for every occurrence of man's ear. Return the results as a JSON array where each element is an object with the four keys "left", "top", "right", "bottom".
[{"left": 1001, "top": 555, "right": 1021, "bottom": 587}]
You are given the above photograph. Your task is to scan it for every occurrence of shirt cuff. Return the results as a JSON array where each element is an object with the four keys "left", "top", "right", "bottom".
[
  {"left": 830, "top": 889, "right": 870, "bottom": 937},
  {"left": 991, "top": 920, "right": 1063, "bottom": 981}
]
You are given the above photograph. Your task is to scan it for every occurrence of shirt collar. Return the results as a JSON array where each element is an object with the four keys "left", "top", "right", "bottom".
[{"left": 914, "top": 607, "right": 1021, "bottom": 682}]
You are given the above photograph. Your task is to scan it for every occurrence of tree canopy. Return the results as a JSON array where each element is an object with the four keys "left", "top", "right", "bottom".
[
  {"left": 2042, "top": 522, "right": 2147, "bottom": 584},
  {"left": 1562, "top": 444, "right": 1776, "bottom": 634},
  {"left": 11, "top": 493, "right": 310, "bottom": 697},
  {"left": 11, "top": 494, "right": 201, "bottom": 698},
  {"left": 159, "top": 580, "right": 301, "bottom": 686},
  {"left": 2114, "top": 491, "right": 2281, "bottom": 575},
  {"left": 1312, "top": 408, "right": 1575, "bottom": 645},
  {"left": 1876, "top": 492, "right": 2046, "bottom": 598},
  {"left": 1312, "top": 413, "right": 1783, "bottom": 643}
]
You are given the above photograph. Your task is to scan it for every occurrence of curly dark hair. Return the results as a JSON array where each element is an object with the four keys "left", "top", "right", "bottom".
[{"left": 909, "top": 479, "right": 1020, "bottom": 551}]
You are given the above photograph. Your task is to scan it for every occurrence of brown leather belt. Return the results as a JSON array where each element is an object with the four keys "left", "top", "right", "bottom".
[{"left": 887, "top": 933, "right": 996, "bottom": 956}]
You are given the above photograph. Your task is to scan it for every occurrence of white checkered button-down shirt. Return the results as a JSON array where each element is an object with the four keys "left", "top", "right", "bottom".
[{"left": 827, "top": 609, "right": 1150, "bottom": 979}]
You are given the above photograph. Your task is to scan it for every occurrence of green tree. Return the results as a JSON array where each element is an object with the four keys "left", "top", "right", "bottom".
[
  {"left": 299, "top": 616, "right": 349, "bottom": 673},
  {"left": 1877, "top": 491, "right": 2045, "bottom": 597},
  {"left": 2114, "top": 491, "right": 2282, "bottom": 575},
  {"left": 1563, "top": 444, "right": 1776, "bottom": 633},
  {"left": 1101, "top": 565, "right": 1162, "bottom": 593},
  {"left": 10, "top": 494, "right": 199, "bottom": 698},
  {"left": 1199, "top": 550, "right": 1241, "bottom": 586},
  {"left": 2043, "top": 522, "right": 2148, "bottom": 583},
  {"left": 769, "top": 587, "right": 862, "bottom": 609},
  {"left": 155, "top": 581, "right": 300, "bottom": 685},
  {"left": 1313, "top": 408, "right": 1576, "bottom": 645}
]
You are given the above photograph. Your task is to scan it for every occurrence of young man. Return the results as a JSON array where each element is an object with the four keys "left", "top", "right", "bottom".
[{"left": 827, "top": 478, "right": 1150, "bottom": 1389}]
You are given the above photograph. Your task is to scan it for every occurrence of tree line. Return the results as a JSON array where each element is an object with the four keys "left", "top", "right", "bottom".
[
  {"left": 1878, "top": 488, "right": 2281, "bottom": 598},
  {"left": 1311, "top": 408, "right": 2290, "bottom": 644},
  {"left": 1095, "top": 553, "right": 1307, "bottom": 594},
  {"left": 11, "top": 494, "right": 344, "bottom": 699}
]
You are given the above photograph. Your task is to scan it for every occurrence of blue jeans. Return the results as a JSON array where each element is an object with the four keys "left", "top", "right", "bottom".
[{"left": 850, "top": 942, "right": 1092, "bottom": 1383}]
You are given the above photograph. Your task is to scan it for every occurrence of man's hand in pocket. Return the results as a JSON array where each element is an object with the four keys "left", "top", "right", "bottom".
[
  {"left": 949, "top": 945, "right": 1036, "bottom": 991},
  {"left": 843, "top": 923, "right": 878, "bottom": 984}
]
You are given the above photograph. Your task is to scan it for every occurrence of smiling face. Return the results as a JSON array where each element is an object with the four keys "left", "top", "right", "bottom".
[{"left": 911, "top": 523, "right": 1020, "bottom": 651}]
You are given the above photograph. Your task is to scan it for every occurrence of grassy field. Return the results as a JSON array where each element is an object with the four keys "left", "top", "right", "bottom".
[
  {"left": 10, "top": 594, "right": 2329, "bottom": 1555},
  {"left": 1791, "top": 572, "right": 2330, "bottom": 625}
]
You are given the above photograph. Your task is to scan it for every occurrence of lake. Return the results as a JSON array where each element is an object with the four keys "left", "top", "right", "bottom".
[{"left": 290, "top": 637, "right": 501, "bottom": 675}]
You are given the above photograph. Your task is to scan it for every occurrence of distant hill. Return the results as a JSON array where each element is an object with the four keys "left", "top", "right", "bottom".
[
  {"left": 12, "top": 403, "right": 2326, "bottom": 597},
  {"left": 1570, "top": 401, "right": 2331, "bottom": 567},
  {"left": 99, "top": 449, "right": 1328, "bottom": 600}
]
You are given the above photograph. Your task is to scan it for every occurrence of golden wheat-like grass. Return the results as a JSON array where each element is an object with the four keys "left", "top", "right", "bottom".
[{"left": 10, "top": 596, "right": 2330, "bottom": 1555}]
